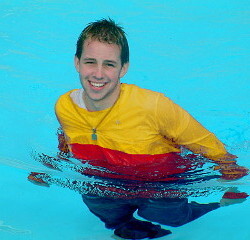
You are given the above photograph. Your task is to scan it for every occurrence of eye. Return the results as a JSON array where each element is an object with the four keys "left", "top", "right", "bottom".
[
  {"left": 84, "top": 61, "right": 95, "bottom": 64},
  {"left": 106, "top": 63, "right": 115, "bottom": 67},
  {"left": 104, "top": 62, "right": 116, "bottom": 67}
]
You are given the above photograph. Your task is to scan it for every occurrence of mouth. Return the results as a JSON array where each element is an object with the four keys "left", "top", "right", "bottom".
[{"left": 88, "top": 81, "right": 107, "bottom": 89}]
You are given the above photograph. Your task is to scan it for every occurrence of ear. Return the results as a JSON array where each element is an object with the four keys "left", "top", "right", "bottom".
[
  {"left": 119, "top": 63, "right": 129, "bottom": 78},
  {"left": 74, "top": 55, "right": 80, "bottom": 73}
]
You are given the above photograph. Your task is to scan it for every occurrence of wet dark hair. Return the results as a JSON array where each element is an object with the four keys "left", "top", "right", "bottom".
[{"left": 75, "top": 18, "right": 129, "bottom": 66}]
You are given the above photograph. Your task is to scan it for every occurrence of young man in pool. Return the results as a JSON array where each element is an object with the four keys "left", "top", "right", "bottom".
[{"left": 54, "top": 18, "right": 248, "bottom": 239}]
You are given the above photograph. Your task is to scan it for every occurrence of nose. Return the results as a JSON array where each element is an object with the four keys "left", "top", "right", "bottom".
[{"left": 93, "top": 65, "right": 104, "bottom": 80}]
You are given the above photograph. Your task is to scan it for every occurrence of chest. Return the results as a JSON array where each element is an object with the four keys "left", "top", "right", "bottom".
[{"left": 64, "top": 106, "right": 160, "bottom": 143}]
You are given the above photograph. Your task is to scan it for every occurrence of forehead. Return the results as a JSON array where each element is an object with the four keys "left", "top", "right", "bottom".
[{"left": 82, "top": 38, "right": 121, "bottom": 60}]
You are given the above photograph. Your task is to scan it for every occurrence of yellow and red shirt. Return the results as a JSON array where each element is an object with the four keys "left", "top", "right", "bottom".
[{"left": 55, "top": 84, "right": 227, "bottom": 180}]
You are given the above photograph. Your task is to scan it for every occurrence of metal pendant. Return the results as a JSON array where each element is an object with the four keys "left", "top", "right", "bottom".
[
  {"left": 92, "top": 133, "right": 97, "bottom": 140},
  {"left": 92, "top": 129, "right": 97, "bottom": 140}
]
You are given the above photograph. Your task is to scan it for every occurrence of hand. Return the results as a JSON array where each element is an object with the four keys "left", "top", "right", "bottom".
[
  {"left": 220, "top": 187, "right": 248, "bottom": 206},
  {"left": 214, "top": 163, "right": 249, "bottom": 180},
  {"left": 57, "top": 130, "right": 70, "bottom": 153},
  {"left": 27, "top": 172, "right": 50, "bottom": 187}
]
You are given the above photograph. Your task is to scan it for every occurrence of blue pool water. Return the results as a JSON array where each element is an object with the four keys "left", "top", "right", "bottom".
[{"left": 0, "top": 1, "right": 250, "bottom": 239}]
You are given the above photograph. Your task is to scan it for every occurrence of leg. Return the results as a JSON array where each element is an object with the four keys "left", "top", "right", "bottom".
[
  {"left": 82, "top": 195, "right": 172, "bottom": 239},
  {"left": 137, "top": 198, "right": 220, "bottom": 227},
  {"left": 82, "top": 195, "right": 137, "bottom": 229}
]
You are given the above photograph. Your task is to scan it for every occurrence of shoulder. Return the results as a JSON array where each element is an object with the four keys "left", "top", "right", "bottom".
[
  {"left": 121, "top": 83, "right": 163, "bottom": 102},
  {"left": 122, "top": 84, "right": 175, "bottom": 108},
  {"left": 55, "top": 89, "right": 79, "bottom": 112},
  {"left": 121, "top": 84, "right": 160, "bottom": 112},
  {"left": 56, "top": 89, "right": 78, "bottom": 104},
  {"left": 122, "top": 83, "right": 159, "bottom": 95}
]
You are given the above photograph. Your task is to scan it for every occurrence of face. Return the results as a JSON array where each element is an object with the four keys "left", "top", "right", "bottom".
[{"left": 74, "top": 38, "right": 129, "bottom": 110}]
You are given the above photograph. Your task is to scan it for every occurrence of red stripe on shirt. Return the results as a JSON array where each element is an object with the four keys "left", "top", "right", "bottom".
[{"left": 71, "top": 143, "right": 199, "bottom": 181}]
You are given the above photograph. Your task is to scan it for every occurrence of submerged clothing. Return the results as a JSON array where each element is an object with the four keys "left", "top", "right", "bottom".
[
  {"left": 56, "top": 84, "right": 224, "bottom": 229},
  {"left": 82, "top": 195, "right": 220, "bottom": 229},
  {"left": 55, "top": 83, "right": 227, "bottom": 180}
]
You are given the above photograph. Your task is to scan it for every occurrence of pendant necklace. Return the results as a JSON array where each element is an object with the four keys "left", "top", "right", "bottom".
[
  {"left": 86, "top": 103, "right": 117, "bottom": 141},
  {"left": 91, "top": 128, "right": 98, "bottom": 141}
]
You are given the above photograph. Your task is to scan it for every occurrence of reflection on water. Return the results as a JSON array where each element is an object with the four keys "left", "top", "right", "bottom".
[
  {"left": 28, "top": 150, "right": 234, "bottom": 199},
  {"left": 27, "top": 145, "right": 249, "bottom": 237}
]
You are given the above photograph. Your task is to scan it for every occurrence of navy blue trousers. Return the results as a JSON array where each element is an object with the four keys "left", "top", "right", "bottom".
[{"left": 82, "top": 195, "right": 220, "bottom": 229}]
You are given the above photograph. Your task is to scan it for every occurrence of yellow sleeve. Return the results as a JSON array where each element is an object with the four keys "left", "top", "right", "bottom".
[
  {"left": 54, "top": 90, "right": 84, "bottom": 145},
  {"left": 156, "top": 94, "right": 228, "bottom": 161}
]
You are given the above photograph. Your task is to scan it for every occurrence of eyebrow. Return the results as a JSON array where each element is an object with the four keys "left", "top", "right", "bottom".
[
  {"left": 83, "top": 58, "right": 96, "bottom": 61},
  {"left": 103, "top": 60, "right": 117, "bottom": 65},
  {"left": 83, "top": 58, "right": 118, "bottom": 65}
]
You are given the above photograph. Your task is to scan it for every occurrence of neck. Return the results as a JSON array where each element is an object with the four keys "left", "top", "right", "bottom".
[{"left": 83, "top": 86, "right": 121, "bottom": 112}]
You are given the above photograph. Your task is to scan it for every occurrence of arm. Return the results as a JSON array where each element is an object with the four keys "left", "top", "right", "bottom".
[
  {"left": 213, "top": 155, "right": 248, "bottom": 180},
  {"left": 176, "top": 118, "right": 248, "bottom": 180},
  {"left": 156, "top": 94, "right": 248, "bottom": 180},
  {"left": 57, "top": 127, "right": 70, "bottom": 154}
]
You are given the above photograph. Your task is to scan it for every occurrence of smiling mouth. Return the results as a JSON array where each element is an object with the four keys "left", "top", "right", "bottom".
[{"left": 89, "top": 81, "right": 107, "bottom": 88}]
